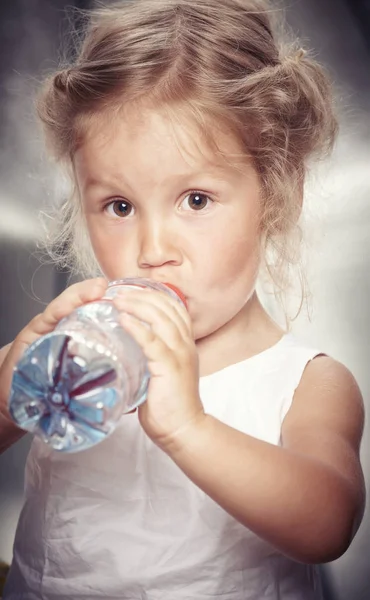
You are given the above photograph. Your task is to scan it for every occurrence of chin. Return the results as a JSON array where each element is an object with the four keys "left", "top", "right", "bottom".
[{"left": 192, "top": 317, "right": 220, "bottom": 342}]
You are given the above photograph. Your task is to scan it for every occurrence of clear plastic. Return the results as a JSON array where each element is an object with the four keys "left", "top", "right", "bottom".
[{"left": 8, "top": 278, "right": 186, "bottom": 453}]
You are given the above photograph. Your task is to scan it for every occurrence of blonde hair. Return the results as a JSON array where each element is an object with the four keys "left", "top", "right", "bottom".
[{"left": 37, "top": 0, "right": 338, "bottom": 319}]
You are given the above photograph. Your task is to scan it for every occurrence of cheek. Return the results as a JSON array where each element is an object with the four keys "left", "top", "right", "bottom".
[
  {"left": 197, "top": 218, "right": 261, "bottom": 285},
  {"left": 85, "top": 219, "right": 131, "bottom": 279},
  {"left": 86, "top": 220, "right": 108, "bottom": 260},
  {"left": 190, "top": 225, "right": 261, "bottom": 338}
]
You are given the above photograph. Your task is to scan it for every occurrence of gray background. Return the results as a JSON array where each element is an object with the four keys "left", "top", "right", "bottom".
[{"left": 0, "top": 0, "right": 369, "bottom": 598}]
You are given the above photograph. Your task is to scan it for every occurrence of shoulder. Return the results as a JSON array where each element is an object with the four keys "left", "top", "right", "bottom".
[{"left": 282, "top": 354, "right": 364, "bottom": 448}]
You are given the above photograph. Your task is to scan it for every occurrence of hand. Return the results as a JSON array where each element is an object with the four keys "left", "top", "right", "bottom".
[
  {"left": 112, "top": 288, "right": 205, "bottom": 452},
  {"left": 0, "top": 278, "right": 108, "bottom": 425}
]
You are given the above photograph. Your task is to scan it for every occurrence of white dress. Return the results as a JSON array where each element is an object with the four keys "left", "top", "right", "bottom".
[{"left": 4, "top": 333, "right": 324, "bottom": 599}]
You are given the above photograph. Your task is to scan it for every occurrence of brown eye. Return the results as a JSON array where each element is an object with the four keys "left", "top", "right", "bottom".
[
  {"left": 106, "top": 200, "right": 133, "bottom": 218},
  {"left": 185, "top": 192, "right": 211, "bottom": 211}
]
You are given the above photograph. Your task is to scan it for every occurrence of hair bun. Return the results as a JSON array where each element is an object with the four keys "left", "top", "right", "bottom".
[
  {"left": 54, "top": 69, "right": 72, "bottom": 93},
  {"left": 282, "top": 47, "right": 307, "bottom": 67},
  {"left": 294, "top": 48, "right": 307, "bottom": 61}
]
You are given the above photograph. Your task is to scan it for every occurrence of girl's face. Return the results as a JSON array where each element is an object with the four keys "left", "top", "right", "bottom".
[{"left": 74, "top": 106, "right": 263, "bottom": 341}]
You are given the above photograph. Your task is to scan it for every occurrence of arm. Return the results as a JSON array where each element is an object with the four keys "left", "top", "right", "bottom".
[
  {"left": 165, "top": 356, "right": 366, "bottom": 564},
  {"left": 0, "top": 343, "right": 26, "bottom": 454}
]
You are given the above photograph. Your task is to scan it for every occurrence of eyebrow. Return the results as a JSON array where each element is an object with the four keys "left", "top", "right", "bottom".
[
  {"left": 83, "top": 167, "right": 237, "bottom": 193},
  {"left": 84, "top": 177, "right": 118, "bottom": 191}
]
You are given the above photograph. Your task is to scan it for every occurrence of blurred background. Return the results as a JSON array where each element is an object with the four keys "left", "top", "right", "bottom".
[{"left": 0, "top": 0, "right": 369, "bottom": 598}]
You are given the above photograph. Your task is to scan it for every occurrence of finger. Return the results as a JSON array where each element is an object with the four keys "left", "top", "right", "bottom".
[
  {"left": 113, "top": 294, "right": 190, "bottom": 350},
  {"left": 113, "top": 289, "right": 192, "bottom": 341},
  {"left": 119, "top": 312, "right": 178, "bottom": 374},
  {"left": 161, "top": 291, "right": 192, "bottom": 336},
  {"left": 41, "top": 277, "right": 108, "bottom": 331},
  {"left": 11, "top": 278, "right": 108, "bottom": 358},
  {"left": 148, "top": 288, "right": 191, "bottom": 330},
  {"left": 114, "top": 286, "right": 191, "bottom": 333}
]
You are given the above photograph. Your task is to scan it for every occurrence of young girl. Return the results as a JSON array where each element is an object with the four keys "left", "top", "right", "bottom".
[{"left": 0, "top": 0, "right": 365, "bottom": 598}]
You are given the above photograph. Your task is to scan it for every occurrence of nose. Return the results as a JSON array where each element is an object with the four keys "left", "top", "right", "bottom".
[{"left": 137, "top": 215, "right": 182, "bottom": 269}]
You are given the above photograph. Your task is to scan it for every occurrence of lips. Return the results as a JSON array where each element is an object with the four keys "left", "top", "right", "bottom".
[
  {"left": 163, "top": 282, "right": 188, "bottom": 308},
  {"left": 147, "top": 279, "right": 187, "bottom": 298}
]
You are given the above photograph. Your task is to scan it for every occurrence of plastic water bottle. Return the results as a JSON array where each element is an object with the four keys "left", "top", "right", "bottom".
[{"left": 9, "top": 278, "right": 186, "bottom": 453}]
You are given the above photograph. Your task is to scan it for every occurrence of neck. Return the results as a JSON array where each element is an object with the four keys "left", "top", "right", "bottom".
[{"left": 196, "top": 291, "right": 285, "bottom": 377}]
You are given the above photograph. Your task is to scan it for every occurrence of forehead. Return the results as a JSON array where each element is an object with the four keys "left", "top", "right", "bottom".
[{"left": 74, "top": 102, "right": 250, "bottom": 179}]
